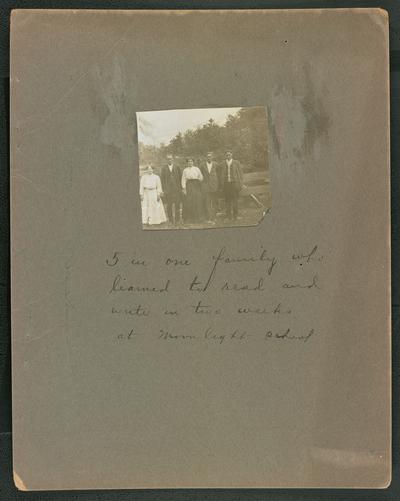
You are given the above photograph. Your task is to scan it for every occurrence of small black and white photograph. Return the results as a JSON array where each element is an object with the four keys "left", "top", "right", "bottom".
[{"left": 136, "top": 106, "right": 271, "bottom": 230}]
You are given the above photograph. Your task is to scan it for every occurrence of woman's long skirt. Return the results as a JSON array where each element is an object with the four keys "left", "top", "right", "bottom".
[
  {"left": 141, "top": 190, "right": 167, "bottom": 225},
  {"left": 183, "top": 179, "right": 204, "bottom": 223}
]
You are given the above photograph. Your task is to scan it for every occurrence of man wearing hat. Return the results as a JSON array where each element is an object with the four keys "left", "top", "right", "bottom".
[{"left": 220, "top": 150, "right": 243, "bottom": 220}]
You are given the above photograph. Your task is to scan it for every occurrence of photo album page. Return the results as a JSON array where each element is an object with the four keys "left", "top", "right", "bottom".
[{"left": 11, "top": 9, "right": 391, "bottom": 490}]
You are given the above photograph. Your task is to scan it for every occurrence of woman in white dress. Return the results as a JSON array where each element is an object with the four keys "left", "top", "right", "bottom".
[{"left": 140, "top": 166, "right": 167, "bottom": 226}]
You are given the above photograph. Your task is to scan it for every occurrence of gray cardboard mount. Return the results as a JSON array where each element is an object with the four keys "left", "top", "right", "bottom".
[{"left": 10, "top": 9, "right": 391, "bottom": 490}]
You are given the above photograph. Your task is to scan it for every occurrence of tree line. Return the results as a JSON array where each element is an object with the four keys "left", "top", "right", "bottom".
[{"left": 138, "top": 107, "right": 268, "bottom": 173}]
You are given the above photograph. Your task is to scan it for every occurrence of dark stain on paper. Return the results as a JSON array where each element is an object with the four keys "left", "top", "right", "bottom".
[
  {"left": 267, "top": 106, "right": 281, "bottom": 160},
  {"left": 301, "top": 63, "right": 331, "bottom": 156},
  {"left": 268, "top": 64, "right": 331, "bottom": 162}
]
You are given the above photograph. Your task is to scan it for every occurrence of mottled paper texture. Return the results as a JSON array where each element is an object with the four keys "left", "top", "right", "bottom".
[{"left": 11, "top": 9, "right": 390, "bottom": 490}]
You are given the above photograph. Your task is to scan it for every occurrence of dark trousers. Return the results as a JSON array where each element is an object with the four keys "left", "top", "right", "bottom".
[
  {"left": 165, "top": 194, "right": 181, "bottom": 223},
  {"left": 224, "top": 182, "right": 239, "bottom": 219},
  {"left": 203, "top": 190, "right": 218, "bottom": 220}
]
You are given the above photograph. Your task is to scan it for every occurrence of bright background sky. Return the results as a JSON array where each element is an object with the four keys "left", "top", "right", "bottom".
[{"left": 137, "top": 107, "right": 242, "bottom": 146}]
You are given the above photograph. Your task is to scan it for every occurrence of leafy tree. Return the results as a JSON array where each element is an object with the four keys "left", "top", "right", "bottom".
[{"left": 138, "top": 107, "right": 268, "bottom": 173}]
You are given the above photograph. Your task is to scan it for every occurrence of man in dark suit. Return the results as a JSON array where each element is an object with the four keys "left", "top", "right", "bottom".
[
  {"left": 220, "top": 150, "right": 243, "bottom": 220},
  {"left": 160, "top": 154, "right": 182, "bottom": 225},
  {"left": 200, "top": 152, "right": 219, "bottom": 223}
]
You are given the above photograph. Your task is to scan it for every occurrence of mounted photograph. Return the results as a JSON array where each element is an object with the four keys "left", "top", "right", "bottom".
[{"left": 136, "top": 106, "right": 271, "bottom": 230}]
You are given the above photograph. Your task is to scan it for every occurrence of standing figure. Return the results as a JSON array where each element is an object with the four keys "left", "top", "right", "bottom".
[
  {"left": 140, "top": 166, "right": 167, "bottom": 226},
  {"left": 200, "top": 152, "right": 219, "bottom": 224},
  {"left": 181, "top": 158, "right": 204, "bottom": 223},
  {"left": 161, "top": 154, "right": 182, "bottom": 225},
  {"left": 220, "top": 150, "right": 243, "bottom": 220}
]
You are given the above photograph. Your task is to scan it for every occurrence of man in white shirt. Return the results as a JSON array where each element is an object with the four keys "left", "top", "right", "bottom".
[
  {"left": 160, "top": 154, "right": 183, "bottom": 225},
  {"left": 200, "top": 152, "right": 219, "bottom": 223},
  {"left": 220, "top": 150, "right": 243, "bottom": 220}
]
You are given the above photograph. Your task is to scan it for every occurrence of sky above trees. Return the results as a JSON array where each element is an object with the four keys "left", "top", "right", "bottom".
[{"left": 137, "top": 107, "right": 242, "bottom": 146}]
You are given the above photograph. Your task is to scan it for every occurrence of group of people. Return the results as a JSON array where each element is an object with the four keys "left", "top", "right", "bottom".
[{"left": 140, "top": 151, "right": 244, "bottom": 226}]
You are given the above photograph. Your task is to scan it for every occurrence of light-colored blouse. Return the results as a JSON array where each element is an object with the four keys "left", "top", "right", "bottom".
[
  {"left": 181, "top": 166, "right": 203, "bottom": 190},
  {"left": 139, "top": 173, "right": 163, "bottom": 196}
]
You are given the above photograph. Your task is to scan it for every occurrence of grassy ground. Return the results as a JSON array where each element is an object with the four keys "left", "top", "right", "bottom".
[{"left": 143, "top": 206, "right": 269, "bottom": 230}]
